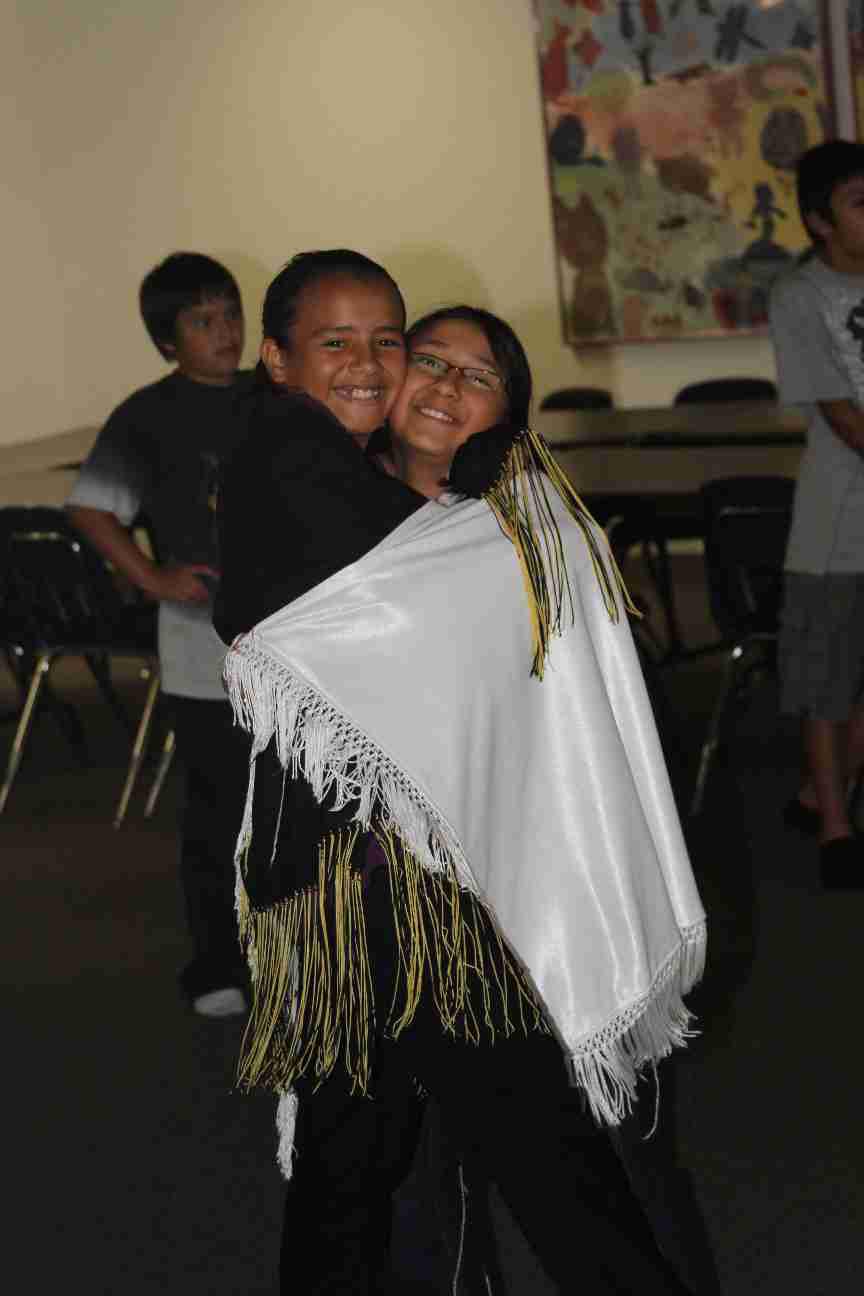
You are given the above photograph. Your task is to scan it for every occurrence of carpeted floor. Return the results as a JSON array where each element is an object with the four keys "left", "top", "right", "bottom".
[{"left": 3, "top": 555, "right": 862, "bottom": 1294}]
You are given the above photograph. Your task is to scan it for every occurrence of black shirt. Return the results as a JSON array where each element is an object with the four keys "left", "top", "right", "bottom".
[
  {"left": 214, "top": 388, "right": 424, "bottom": 643},
  {"left": 76, "top": 369, "right": 255, "bottom": 567}
]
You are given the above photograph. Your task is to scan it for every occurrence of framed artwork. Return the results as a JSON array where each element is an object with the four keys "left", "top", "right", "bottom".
[{"left": 536, "top": 1, "right": 838, "bottom": 344}]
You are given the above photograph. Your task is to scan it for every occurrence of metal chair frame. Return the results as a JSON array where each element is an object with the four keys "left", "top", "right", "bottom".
[
  {"left": 690, "top": 476, "right": 794, "bottom": 816},
  {"left": 603, "top": 498, "right": 683, "bottom": 659},
  {"left": 631, "top": 378, "right": 781, "bottom": 662},
  {"left": 143, "top": 727, "right": 176, "bottom": 819},
  {"left": 0, "top": 513, "right": 169, "bottom": 822}
]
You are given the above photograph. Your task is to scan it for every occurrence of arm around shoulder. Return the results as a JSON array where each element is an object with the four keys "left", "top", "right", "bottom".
[
  {"left": 214, "top": 390, "right": 423, "bottom": 643},
  {"left": 214, "top": 392, "right": 344, "bottom": 643}
]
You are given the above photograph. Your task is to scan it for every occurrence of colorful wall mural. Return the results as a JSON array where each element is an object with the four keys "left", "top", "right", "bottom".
[{"left": 536, "top": 1, "right": 833, "bottom": 343}]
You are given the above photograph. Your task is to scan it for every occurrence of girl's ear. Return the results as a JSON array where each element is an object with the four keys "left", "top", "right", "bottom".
[{"left": 260, "top": 338, "right": 290, "bottom": 385}]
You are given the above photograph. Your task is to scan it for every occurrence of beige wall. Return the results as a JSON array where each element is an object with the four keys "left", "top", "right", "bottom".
[{"left": 5, "top": 0, "right": 777, "bottom": 450}]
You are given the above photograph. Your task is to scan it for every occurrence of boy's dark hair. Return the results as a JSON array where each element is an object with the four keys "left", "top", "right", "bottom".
[
  {"left": 261, "top": 250, "right": 406, "bottom": 351},
  {"left": 405, "top": 305, "right": 533, "bottom": 428},
  {"left": 796, "top": 139, "right": 864, "bottom": 242},
  {"left": 139, "top": 252, "right": 241, "bottom": 358}
]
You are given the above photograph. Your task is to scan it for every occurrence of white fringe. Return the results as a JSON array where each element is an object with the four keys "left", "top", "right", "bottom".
[
  {"left": 275, "top": 1088, "right": 299, "bottom": 1181},
  {"left": 225, "top": 634, "right": 706, "bottom": 1131},
  {"left": 224, "top": 635, "right": 477, "bottom": 892},
  {"left": 567, "top": 920, "right": 706, "bottom": 1125}
]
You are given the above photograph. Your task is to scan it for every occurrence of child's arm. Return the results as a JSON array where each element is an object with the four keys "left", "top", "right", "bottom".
[
  {"left": 66, "top": 505, "right": 215, "bottom": 603},
  {"left": 67, "top": 395, "right": 217, "bottom": 604},
  {"left": 817, "top": 400, "right": 864, "bottom": 454}
]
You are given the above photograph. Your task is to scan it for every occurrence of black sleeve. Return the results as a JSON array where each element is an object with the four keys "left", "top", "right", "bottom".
[
  {"left": 214, "top": 390, "right": 424, "bottom": 643},
  {"left": 66, "top": 395, "right": 153, "bottom": 524}
]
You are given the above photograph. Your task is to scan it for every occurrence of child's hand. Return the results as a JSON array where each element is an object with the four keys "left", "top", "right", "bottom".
[{"left": 144, "top": 562, "right": 219, "bottom": 604}]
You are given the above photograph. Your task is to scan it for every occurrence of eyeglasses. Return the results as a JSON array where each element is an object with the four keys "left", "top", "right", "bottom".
[{"left": 409, "top": 351, "right": 505, "bottom": 394}]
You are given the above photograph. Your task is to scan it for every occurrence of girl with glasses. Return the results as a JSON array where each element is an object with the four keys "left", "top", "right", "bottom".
[{"left": 217, "top": 263, "right": 705, "bottom": 1295}]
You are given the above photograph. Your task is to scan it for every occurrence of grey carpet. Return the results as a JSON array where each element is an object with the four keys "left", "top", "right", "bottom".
[{"left": 3, "top": 564, "right": 863, "bottom": 1293}]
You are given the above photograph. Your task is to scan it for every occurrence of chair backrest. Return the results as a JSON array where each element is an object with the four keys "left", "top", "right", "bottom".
[
  {"left": 1, "top": 508, "right": 71, "bottom": 638},
  {"left": 674, "top": 378, "right": 777, "bottom": 405},
  {"left": 0, "top": 507, "right": 145, "bottom": 650},
  {"left": 540, "top": 386, "right": 613, "bottom": 411},
  {"left": 700, "top": 476, "right": 795, "bottom": 641}
]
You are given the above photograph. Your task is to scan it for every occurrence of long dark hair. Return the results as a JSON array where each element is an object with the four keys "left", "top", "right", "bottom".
[{"left": 405, "top": 305, "right": 533, "bottom": 428}]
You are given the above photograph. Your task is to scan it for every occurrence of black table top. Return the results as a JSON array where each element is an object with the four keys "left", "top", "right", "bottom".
[{"left": 536, "top": 401, "right": 806, "bottom": 449}]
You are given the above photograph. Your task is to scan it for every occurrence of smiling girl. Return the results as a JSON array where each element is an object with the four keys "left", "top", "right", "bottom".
[
  {"left": 217, "top": 265, "right": 703, "bottom": 1296},
  {"left": 215, "top": 250, "right": 424, "bottom": 642},
  {"left": 387, "top": 305, "right": 529, "bottom": 496}
]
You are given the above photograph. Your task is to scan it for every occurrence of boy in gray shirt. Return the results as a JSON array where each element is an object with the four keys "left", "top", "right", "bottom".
[
  {"left": 770, "top": 141, "right": 864, "bottom": 888},
  {"left": 68, "top": 253, "right": 253, "bottom": 1009}
]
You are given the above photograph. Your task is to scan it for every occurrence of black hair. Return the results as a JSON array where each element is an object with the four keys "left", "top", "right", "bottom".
[
  {"left": 796, "top": 139, "right": 864, "bottom": 244},
  {"left": 405, "top": 305, "right": 533, "bottom": 427},
  {"left": 261, "top": 249, "right": 406, "bottom": 350},
  {"left": 139, "top": 252, "right": 241, "bottom": 359}
]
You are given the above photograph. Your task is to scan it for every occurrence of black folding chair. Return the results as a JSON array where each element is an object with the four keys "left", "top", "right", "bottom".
[
  {"left": 604, "top": 498, "right": 681, "bottom": 662},
  {"left": 674, "top": 377, "right": 778, "bottom": 405},
  {"left": 631, "top": 377, "right": 781, "bottom": 660},
  {"left": 0, "top": 507, "right": 162, "bottom": 821},
  {"left": 540, "top": 386, "right": 613, "bottom": 411},
  {"left": 690, "top": 476, "right": 795, "bottom": 816},
  {"left": 537, "top": 386, "right": 677, "bottom": 661},
  {"left": 1, "top": 507, "right": 91, "bottom": 746}
]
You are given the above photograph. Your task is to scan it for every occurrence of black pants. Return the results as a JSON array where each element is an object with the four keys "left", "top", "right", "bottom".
[
  {"left": 165, "top": 695, "right": 250, "bottom": 992},
  {"left": 280, "top": 867, "right": 693, "bottom": 1295}
]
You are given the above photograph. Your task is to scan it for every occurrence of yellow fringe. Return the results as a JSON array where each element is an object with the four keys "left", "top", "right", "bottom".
[
  {"left": 236, "top": 825, "right": 373, "bottom": 1094},
  {"left": 375, "top": 826, "right": 545, "bottom": 1047},
  {"left": 484, "top": 427, "right": 640, "bottom": 678},
  {"left": 235, "top": 824, "right": 546, "bottom": 1096}
]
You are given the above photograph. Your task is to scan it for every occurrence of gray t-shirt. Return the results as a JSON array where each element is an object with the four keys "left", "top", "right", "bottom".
[
  {"left": 67, "top": 459, "right": 228, "bottom": 699},
  {"left": 67, "top": 371, "right": 250, "bottom": 699},
  {"left": 769, "top": 256, "right": 864, "bottom": 574}
]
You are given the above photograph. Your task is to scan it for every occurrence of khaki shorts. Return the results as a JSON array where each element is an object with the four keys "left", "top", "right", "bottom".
[{"left": 779, "top": 572, "right": 864, "bottom": 721}]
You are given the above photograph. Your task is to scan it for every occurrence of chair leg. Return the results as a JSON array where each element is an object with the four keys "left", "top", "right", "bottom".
[
  {"left": 690, "top": 648, "right": 742, "bottom": 817},
  {"left": 144, "top": 729, "right": 176, "bottom": 818},
  {"left": 0, "top": 654, "right": 52, "bottom": 814},
  {"left": 605, "top": 516, "right": 668, "bottom": 660},
  {"left": 3, "top": 647, "right": 85, "bottom": 749},
  {"left": 642, "top": 534, "right": 687, "bottom": 660},
  {"left": 86, "top": 652, "right": 132, "bottom": 735},
  {"left": 113, "top": 665, "right": 161, "bottom": 829}
]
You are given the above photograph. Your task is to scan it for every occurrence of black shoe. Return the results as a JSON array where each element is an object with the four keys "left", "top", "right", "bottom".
[
  {"left": 783, "top": 797, "right": 821, "bottom": 837},
  {"left": 819, "top": 836, "right": 864, "bottom": 890}
]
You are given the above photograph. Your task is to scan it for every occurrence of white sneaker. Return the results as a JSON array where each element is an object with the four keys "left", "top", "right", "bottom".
[{"left": 193, "top": 986, "right": 247, "bottom": 1018}]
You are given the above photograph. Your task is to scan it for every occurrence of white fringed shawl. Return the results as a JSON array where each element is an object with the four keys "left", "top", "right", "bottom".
[{"left": 225, "top": 490, "right": 706, "bottom": 1129}]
